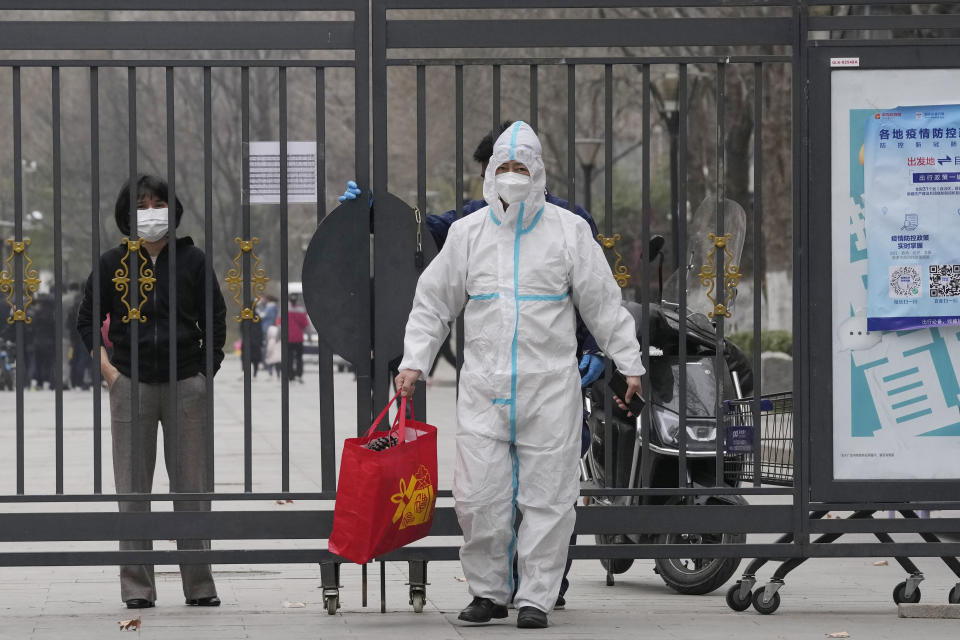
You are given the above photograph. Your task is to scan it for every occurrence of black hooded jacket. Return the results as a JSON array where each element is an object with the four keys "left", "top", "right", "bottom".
[{"left": 77, "top": 236, "right": 226, "bottom": 383}]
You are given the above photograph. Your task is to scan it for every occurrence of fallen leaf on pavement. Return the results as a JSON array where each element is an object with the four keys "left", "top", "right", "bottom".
[
  {"left": 119, "top": 618, "right": 141, "bottom": 631},
  {"left": 275, "top": 500, "right": 295, "bottom": 505},
  {"left": 826, "top": 632, "right": 850, "bottom": 638},
  {"left": 283, "top": 601, "right": 306, "bottom": 608},
  {"left": 873, "top": 560, "right": 888, "bottom": 566}
]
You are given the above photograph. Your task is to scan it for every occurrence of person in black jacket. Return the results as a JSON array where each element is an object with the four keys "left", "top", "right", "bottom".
[{"left": 77, "top": 174, "right": 226, "bottom": 610}]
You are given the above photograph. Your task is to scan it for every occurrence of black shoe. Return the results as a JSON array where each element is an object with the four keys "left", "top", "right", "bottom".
[
  {"left": 457, "top": 596, "right": 508, "bottom": 623},
  {"left": 125, "top": 598, "right": 155, "bottom": 609},
  {"left": 185, "top": 596, "right": 221, "bottom": 607},
  {"left": 517, "top": 606, "right": 548, "bottom": 629},
  {"left": 554, "top": 594, "right": 565, "bottom": 610}
]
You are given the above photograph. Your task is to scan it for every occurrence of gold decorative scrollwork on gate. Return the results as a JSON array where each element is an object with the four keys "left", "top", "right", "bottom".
[
  {"left": 1, "top": 238, "right": 41, "bottom": 324},
  {"left": 224, "top": 237, "right": 269, "bottom": 323},
  {"left": 597, "top": 233, "right": 631, "bottom": 289},
  {"left": 112, "top": 238, "right": 156, "bottom": 323},
  {"left": 697, "top": 232, "right": 742, "bottom": 319}
]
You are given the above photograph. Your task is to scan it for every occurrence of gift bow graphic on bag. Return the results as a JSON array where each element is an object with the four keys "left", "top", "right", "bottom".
[{"left": 391, "top": 464, "right": 436, "bottom": 530}]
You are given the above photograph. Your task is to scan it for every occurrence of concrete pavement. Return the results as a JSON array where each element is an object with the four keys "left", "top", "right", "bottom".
[{"left": 0, "top": 355, "right": 958, "bottom": 638}]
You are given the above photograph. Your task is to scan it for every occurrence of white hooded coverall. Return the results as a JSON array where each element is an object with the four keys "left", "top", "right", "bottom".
[{"left": 399, "top": 121, "right": 645, "bottom": 612}]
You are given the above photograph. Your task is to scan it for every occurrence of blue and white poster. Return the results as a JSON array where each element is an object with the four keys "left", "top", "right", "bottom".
[
  {"left": 864, "top": 106, "right": 960, "bottom": 331},
  {"left": 831, "top": 70, "right": 960, "bottom": 480}
]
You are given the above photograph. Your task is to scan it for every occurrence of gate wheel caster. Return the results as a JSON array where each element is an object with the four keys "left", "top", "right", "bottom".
[
  {"left": 948, "top": 584, "right": 960, "bottom": 605},
  {"left": 726, "top": 582, "right": 752, "bottom": 612},
  {"left": 893, "top": 581, "right": 921, "bottom": 605},
  {"left": 324, "top": 593, "right": 340, "bottom": 615},
  {"left": 751, "top": 588, "right": 780, "bottom": 615},
  {"left": 410, "top": 590, "right": 426, "bottom": 613}
]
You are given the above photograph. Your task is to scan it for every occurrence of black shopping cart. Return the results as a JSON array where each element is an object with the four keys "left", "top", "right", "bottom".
[{"left": 722, "top": 392, "right": 960, "bottom": 614}]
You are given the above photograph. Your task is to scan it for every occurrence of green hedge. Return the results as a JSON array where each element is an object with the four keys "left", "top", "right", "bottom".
[{"left": 727, "top": 330, "right": 792, "bottom": 360}]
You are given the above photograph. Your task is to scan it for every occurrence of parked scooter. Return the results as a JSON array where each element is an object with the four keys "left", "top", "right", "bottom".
[{"left": 582, "top": 197, "right": 753, "bottom": 595}]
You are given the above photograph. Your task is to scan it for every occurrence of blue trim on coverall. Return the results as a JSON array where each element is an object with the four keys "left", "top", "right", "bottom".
[{"left": 506, "top": 199, "right": 525, "bottom": 595}]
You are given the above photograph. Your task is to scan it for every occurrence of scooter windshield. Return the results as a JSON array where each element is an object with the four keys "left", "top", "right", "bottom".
[
  {"left": 648, "top": 355, "right": 721, "bottom": 418},
  {"left": 662, "top": 197, "right": 746, "bottom": 318}
]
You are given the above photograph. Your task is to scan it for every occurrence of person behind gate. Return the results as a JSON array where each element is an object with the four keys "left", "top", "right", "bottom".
[
  {"left": 394, "top": 122, "right": 644, "bottom": 629},
  {"left": 340, "top": 120, "right": 607, "bottom": 610},
  {"left": 76, "top": 174, "right": 227, "bottom": 610}
]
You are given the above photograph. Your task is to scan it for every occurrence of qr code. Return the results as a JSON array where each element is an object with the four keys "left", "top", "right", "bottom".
[
  {"left": 929, "top": 264, "right": 960, "bottom": 297},
  {"left": 889, "top": 265, "right": 922, "bottom": 298}
]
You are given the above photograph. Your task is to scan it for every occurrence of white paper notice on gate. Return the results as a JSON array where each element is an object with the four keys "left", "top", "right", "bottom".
[{"left": 249, "top": 141, "right": 317, "bottom": 204}]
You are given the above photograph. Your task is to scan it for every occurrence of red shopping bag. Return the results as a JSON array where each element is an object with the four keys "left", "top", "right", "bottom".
[{"left": 328, "top": 392, "right": 438, "bottom": 564}]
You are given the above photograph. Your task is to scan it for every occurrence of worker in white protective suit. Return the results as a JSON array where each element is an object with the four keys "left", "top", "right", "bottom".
[{"left": 395, "top": 121, "right": 644, "bottom": 629}]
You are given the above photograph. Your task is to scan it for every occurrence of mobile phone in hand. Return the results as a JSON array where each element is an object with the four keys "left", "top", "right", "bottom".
[{"left": 608, "top": 369, "right": 645, "bottom": 415}]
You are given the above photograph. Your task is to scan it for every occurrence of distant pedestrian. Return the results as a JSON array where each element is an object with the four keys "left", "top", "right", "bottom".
[
  {"left": 279, "top": 294, "right": 309, "bottom": 382},
  {"left": 264, "top": 324, "right": 282, "bottom": 377},
  {"left": 67, "top": 284, "right": 92, "bottom": 390},
  {"left": 259, "top": 294, "right": 278, "bottom": 336},
  {"left": 26, "top": 294, "right": 55, "bottom": 389}
]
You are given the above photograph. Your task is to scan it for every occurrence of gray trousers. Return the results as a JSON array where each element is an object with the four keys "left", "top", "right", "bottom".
[{"left": 109, "top": 373, "right": 217, "bottom": 603}]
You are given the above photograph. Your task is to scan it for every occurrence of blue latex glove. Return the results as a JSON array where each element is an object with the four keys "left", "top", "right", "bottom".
[
  {"left": 579, "top": 353, "right": 604, "bottom": 388},
  {"left": 338, "top": 180, "right": 362, "bottom": 202}
]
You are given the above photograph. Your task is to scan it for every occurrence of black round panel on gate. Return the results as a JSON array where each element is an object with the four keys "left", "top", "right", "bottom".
[
  {"left": 372, "top": 192, "right": 439, "bottom": 384},
  {"left": 301, "top": 192, "right": 439, "bottom": 370},
  {"left": 301, "top": 196, "right": 369, "bottom": 367}
]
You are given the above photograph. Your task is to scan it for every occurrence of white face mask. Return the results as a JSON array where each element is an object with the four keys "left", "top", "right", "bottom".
[
  {"left": 136, "top": 207, "right": 169, "bottom": 242},
  {"left": 495, "top": 172, "right": 532, "bottom": 205}
]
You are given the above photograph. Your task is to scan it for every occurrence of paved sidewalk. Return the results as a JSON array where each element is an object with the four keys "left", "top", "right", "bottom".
[
  {"left": 1, "top": 552, "right": 959, "bottom": 639},
  {"left": 0, "top": 356, "right": 958, "bottom": 638}
]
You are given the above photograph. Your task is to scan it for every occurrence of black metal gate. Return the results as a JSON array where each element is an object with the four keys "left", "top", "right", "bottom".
[{"left": 1, "top": 0, "right": 959, "bottom": 615}]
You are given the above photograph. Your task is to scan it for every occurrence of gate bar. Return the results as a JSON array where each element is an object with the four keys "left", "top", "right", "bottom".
[
  {"left": 316, "top": 66, "right": 337, "bottom": 492},
  {"left": 604, "top": 64, "right": 613, "bottom": 239},
  {"left": 492, "top": 64, "right": 501, "bottom": 130},
  {"left": 52, "top": 66, "right": 64, "bottom": 494},
  {"left": 127, "top": 66, "right": 143, "bottom": 497},
  {"left": 12, "top": 66, "right": 25, "bottom": 495},
  {"left": 241, "top": 71, "right": 254, "bottom": 492},
  {"left": 528, "top": 64, "right": 538, "bottom": 131},
  {"left": 413, "top": 63, "right": 429, "bottom": 420},
  {"left": 280, "top": 66, "right": 290, "bottom": 491},
  {"left": 565, "top": 64, "right": 575, "bottom": 206},
  {"left": 166, "top": 66, "right": 181, "bottom": 488},
  {"left": 89, "top": 66, "right": 103, "bottom": 494},
  {"left": 378, "top": 0, "right": 794, "bottom": 7},
  {"left": 454, "top": 64, "right": 465, "bottom": 388},
  {"left": 638, "top": 63, "right": 652, "bottom": 488},
  {"left": 0, "top": 484, "right": 794, "bottom": 503},
  {"left": 0, "top": 22, "right": 356, "bottom": 51},
  {"left": 416, "top": 66, "right": 426, "bottom": 229},
  {"left": 714, "top": 61, "right": 727, "bottom": 488},
  {"left": 203, "top": 66, "right": 216, "bottom": 484},
  {"left": 386, "top": 56, "right": 792, "bottom": 66},
  {"left": 240, "top": 66, "right": 252, "bottom": 492},
  {"left": 0, "top": 1, "right": 362, "bottom": 9},
  {"left": 385, "top": 18, "right": 793, "bottom": 49},
  {"left": 0, "top": 61, "right": 357, "bottom": 68},
  {"left": 793, "top": 0, "right": 810, "bottom": 551},
  {"left": 676, "top": 64, "right": 689, "bottom": 488},
  {"left": 751, "top": 62, "right": 764, "bottom": 487}
]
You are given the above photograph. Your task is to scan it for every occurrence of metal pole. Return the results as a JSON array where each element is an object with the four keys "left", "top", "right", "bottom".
[{"left": 668, "top": 110, "right": 680, "bottom": 271}]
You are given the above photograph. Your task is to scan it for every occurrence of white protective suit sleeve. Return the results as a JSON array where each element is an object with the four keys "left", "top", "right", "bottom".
[
  {"left": 398, "top": 222, "right": 468, "bottom": 376},
  {"left": 567, "top": 218, "right": 646, "bottom": 376}
]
